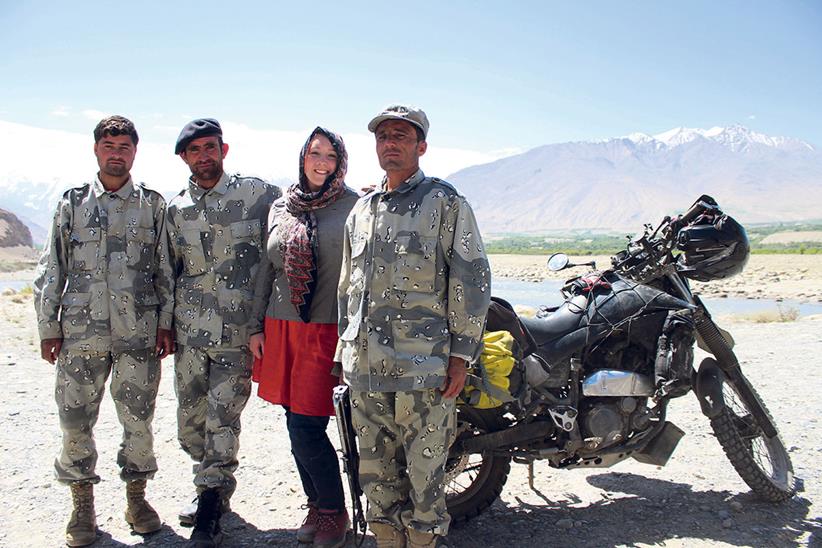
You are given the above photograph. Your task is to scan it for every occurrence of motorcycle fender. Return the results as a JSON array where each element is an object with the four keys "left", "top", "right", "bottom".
[
  {"left": 695, "top": 357, "right": 725, "bottom": 418},
  {"left": 696, "top": 325, "right": 735, "bottom": 353}
]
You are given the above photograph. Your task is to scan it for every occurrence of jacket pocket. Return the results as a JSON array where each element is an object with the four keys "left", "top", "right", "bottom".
[
  {"left": 392, "top": 234, "right": 437, "bottom": 292},
  {"left": 391, "top": 318, "right": 450, "bottom": 375},
  {"left": 69, "top": 228, "right": 101, "bottom": 271},
  {"left": 126, "top": 226, "right": 156, "bottom": 272},
  {"left": 60, "top": 292, "right": 92, "bottom": 338},
  {"left": 230, "top": 220, "right": 261, "bottom": 241}
]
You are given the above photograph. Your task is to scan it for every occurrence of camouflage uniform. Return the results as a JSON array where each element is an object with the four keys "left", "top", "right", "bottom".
[
  {"left": 336, "top": 170, "right": 490, "bottom": 535},
  {"left": 166, "top": 172, "right": 279, "bottom": 497},
  {"left": 33, "top": 177, "right": 173, "bottom": 484}
]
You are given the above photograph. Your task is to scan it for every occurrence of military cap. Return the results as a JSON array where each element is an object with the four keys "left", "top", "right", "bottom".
[
  {"left": 175, "top": 118, "right": 222, "bottom": 154},
  {"left": 368, "top": 104, "right": 429, "bottom": 139}
]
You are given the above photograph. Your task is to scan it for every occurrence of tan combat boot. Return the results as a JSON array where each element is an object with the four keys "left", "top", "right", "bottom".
[
  {"left": 370, "top": 522, "right": 407, "bottom": 548},
  {"left": 406, "top": 528, "right": 440, "bottom": 548},
  {"left": 66, "top": 482, "right": 97, "bottom": 547},
  {"left": 124, "top": 479, "right": 162, "bottom": 534}
]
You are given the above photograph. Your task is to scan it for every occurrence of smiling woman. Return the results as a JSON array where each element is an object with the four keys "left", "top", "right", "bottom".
[{"left": 248, "top": 126, "right": 359, "bottom": 546}]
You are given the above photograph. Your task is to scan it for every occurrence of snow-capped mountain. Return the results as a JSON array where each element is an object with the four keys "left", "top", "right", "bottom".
[{"left": 448, "top": 126, "right": 822, "bottom": 232}]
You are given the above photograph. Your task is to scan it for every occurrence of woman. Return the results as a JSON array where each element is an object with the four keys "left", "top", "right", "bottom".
[{"left": 250, "top": 127, "right": 358, "bottom": 548}]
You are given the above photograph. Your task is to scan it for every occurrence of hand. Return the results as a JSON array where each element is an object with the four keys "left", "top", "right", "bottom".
[
  {"left": 40, "top": 338, "right": 63, "bottom": 364},
  {"left": 156, "top": 328, "right": 174, "bottom": 359},
  {"left": 440, "top": 356, "right": 468, "bottom": 399},
  {"left": 249, "top": 332, "right": 265, "bottom": 360}
]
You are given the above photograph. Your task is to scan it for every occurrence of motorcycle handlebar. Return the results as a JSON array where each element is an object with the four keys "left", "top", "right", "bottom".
[{"left": 679, "top": 194, "right": 719, "bottom": 225}]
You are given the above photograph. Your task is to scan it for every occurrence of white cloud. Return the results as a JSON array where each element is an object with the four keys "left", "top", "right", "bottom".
[
  {"left": 50, "top": 105, "right": 71, "bottom": 117},
  {"left": 748, "top": 114, "right": 757, "bottom": 120},
  {"left": 82, "top": 109, "right": 108, "bottom": 121},
  {"left": 0, "top": 118, "right": 513, "bottom": 202}
]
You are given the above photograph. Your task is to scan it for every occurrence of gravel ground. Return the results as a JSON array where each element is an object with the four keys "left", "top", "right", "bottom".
[{"left": 1, "top": 291, "right": 820, "bottom": 547}]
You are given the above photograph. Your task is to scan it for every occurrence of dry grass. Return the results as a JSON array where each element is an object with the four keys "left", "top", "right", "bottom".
[{"left": 737, "top": 304, "right": 800, "bottom": 323}]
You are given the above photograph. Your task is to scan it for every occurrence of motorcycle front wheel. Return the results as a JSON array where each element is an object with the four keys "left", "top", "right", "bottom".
[
  {"left": 710, "top": 373, "right": 796, "bottom": 502},
  {"left": 445, "top": 406, "right": 512, "bottom": 524}
]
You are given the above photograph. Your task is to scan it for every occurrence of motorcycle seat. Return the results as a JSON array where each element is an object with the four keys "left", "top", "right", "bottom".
[{"left": 519, "top": 294, "right": 588, "bottom": 347}]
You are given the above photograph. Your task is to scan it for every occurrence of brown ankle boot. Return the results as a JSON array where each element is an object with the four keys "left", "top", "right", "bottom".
[
  {"left": 370, "top": 522, "right": 407, "bottom": 548},
  {"left": 407, "top": 528, "right": 440, "bottom": 548},
  {"left": 124, "top": 479, "right": 162, "bottom": 534},
  {"left": 296, "top": 502, "right": 319, "bottom": 543},
  {"left": 66, "top": 482, "right": 97, "bottom": 547},
  {"left": 313, "top": 509, "right": 351, "bottom": 548}
]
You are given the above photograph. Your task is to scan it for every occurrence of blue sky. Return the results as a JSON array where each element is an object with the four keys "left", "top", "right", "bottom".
[{"left": 0, "top": 0, "right": 820, "bottom": 187}]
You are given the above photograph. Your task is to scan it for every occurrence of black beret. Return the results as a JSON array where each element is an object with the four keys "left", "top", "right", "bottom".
[{"left": 175, "top": 118, "right": 222, "bottom": 154}]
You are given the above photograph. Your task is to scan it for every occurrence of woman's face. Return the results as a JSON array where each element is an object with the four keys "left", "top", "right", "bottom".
[{"left": 303, "top": 134, "right": 338, "bottom": 191}]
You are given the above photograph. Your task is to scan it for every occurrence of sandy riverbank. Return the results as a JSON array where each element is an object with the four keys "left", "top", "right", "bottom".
[{"left": 489, "top": 254, "right": 822, "bottom": 303}]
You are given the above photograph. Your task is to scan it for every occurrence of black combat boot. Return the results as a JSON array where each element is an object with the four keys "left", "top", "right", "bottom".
[{"left": 187, "top": 489, "right": 223, "bottom": 547}]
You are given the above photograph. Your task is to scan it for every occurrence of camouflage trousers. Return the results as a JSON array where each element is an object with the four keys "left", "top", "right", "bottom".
[
  {"left": 174, "top": 345, "right": 252, "bottom": 498},
  {"left": 54, "top": 347, "right": 160, "bottom": 484},
  {"left": 350, "top": 388, "right": 456, "bottom": 536}
]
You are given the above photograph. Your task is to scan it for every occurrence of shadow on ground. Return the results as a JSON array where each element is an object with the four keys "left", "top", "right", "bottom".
[{"left": 449, "top": 472, "right": 818, "bottom": 547}]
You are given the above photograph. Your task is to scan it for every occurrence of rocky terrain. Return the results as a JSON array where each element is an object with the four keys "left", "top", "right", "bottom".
[
  {"left": 1, "top": 264, "right": 821, "bottom": 546},
  {"left": 0, "top": 209, "right": 38, "bottom": 272}
]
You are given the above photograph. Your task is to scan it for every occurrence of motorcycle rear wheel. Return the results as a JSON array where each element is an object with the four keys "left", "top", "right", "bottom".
[
  {"left": 445, "top": 406, "right": 512, "bottom": 524},
  {"left": 710, "top": 374, "right": 795, "bottom": 502}
]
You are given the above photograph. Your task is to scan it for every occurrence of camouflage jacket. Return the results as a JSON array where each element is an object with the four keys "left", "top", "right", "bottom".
[
  {"left": 336, "top": 170, "right": 491, "bottom": 392},
  {"left": 33, "top": 177, "right": 174, "bottom": 353},
  {"left": 166, "top": 173, "right": 280, "bottom": 348}
]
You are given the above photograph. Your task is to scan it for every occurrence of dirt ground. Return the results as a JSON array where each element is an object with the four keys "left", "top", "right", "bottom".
[{"left": 1, "top": 261, "right": 821, "bottom": 547}]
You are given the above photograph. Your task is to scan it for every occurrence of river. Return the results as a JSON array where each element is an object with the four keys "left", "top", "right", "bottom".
[{"left": 4, "top": 278, "right": 822, "bottom": 317}]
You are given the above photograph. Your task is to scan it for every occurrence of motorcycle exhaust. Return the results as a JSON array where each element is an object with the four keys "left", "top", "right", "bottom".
[{"left": 456, "top": 420, "right": 554, "bottom": 454}]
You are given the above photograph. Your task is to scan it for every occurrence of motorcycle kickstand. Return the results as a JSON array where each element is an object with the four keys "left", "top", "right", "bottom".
[{"left": 528, "top": 461, "right": 535, "bottom": 491}]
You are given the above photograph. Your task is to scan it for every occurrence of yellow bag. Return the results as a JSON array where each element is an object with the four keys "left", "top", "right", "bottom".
[{"left": 463, "top": 330, "right": 516, "bottom": 409}]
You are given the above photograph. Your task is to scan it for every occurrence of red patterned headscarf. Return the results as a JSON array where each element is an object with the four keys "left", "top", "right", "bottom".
[{"left": 278, "top": 127, "right": 348, "bottom": 322}]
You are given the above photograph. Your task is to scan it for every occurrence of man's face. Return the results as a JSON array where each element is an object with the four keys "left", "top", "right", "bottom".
[
  {"left": 94, "top": 134, "right": 136, "bottom": 178},
  {"left": 180, "top": 136, "right": 228, "bottom": 181},
  {"left": 375, "top": 120, "right": 427, "bottom": 173}
]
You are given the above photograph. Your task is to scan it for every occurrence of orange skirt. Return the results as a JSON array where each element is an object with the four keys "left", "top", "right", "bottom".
[{"left": 252, "top": 317, "right": 339, "bottom": 416}]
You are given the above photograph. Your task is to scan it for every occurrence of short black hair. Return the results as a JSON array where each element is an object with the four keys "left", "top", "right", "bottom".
[
  {"left": 413, "top": 125, "right": 425, "bottom": 143},
  {"left": 94, "top": 116, "right": 139, "bottom": 145}
]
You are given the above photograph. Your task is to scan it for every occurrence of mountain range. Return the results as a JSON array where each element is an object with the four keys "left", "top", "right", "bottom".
[
  {"left": 449, "top": 125, "right": 822, "bottom": 233},
  {"left": 1, "top": 124, "right": 820, "bottom": 243}
]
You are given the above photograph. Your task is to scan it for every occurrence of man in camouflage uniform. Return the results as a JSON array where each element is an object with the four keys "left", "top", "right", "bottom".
[
  {"left": 34, "top": 115, "right": 174, "bottom": 546},
  {"left": 166, "top": 118, "right": 280, "bottom": 546},
  {"left": 336, "top": 105, "right": 490, "bottom": 548}
]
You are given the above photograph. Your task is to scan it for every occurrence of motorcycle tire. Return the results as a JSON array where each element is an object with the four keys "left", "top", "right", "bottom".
[
  {"left": 445, "top": 406, "right": 512, "bottom": 524},
  {"left": 710, "top": 373, "right": 796, "bottom": 502}
]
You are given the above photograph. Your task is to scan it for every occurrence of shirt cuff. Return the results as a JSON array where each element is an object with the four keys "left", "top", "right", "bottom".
[{"left": 38, "top": 322, "right": 63, "bottom": 340}]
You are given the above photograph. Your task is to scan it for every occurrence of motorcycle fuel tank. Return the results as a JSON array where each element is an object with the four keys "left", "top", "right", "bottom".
[{"left": 582, "top": 370, "right": 654, "bottom": 396}]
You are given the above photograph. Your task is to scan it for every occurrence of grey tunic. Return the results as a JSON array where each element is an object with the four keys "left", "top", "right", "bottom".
[{"left": 251, "top": 187, "right": 359, "bottom": 329}]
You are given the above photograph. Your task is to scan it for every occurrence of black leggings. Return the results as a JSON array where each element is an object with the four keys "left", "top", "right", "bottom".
[{"left": 285, "top": 408, "right": 345, "bottom": 511}]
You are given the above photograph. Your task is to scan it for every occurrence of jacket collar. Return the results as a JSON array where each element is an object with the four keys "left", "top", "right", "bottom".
[
  {"left": 92, "top": 176, "right": 134, "bottom": 199},
  {"left": 188, "top": 171, "right": 230, "bottom": 200},
  {"left": 378, "top": 169, "right": 425, "bottom": 197}
]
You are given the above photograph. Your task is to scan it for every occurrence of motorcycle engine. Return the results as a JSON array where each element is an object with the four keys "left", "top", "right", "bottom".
[{"left": 581, "top": 397, "right": 653, "bottom": 450}]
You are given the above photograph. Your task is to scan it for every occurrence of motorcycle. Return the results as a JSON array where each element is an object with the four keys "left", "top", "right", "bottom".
[{"left": 445, "top": 195, "right": 796, "bottom": 524}]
